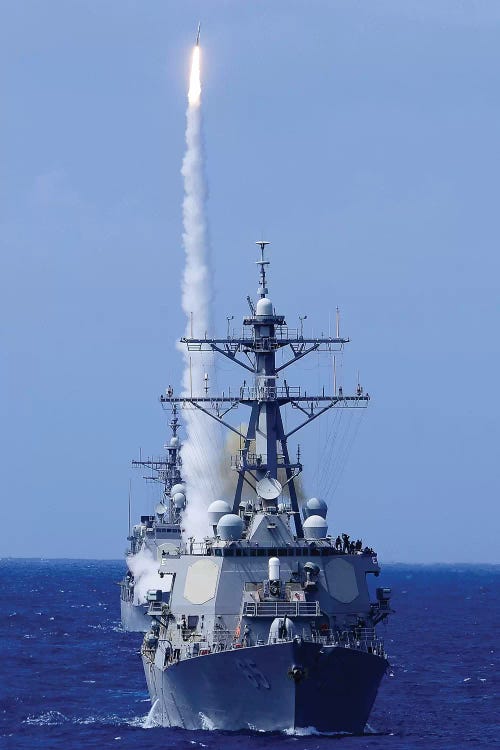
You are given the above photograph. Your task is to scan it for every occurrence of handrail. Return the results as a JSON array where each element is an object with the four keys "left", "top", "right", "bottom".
[{"left": 243, "top": 601, "right": 320, "bottom": 617}]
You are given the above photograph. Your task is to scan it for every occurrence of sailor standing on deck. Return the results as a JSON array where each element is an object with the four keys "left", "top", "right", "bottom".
[{"left": 342, "top": 533, "right": 350, "bottom": 553}]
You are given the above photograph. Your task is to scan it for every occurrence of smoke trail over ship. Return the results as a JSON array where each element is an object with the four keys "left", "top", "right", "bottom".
[{"left": 179, "top": 40, "right": 225, "bottom": 542}]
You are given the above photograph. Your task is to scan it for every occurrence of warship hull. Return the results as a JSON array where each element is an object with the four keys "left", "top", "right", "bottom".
[{"left": 143, "top": 640, "right": 387, "bottom": 733}]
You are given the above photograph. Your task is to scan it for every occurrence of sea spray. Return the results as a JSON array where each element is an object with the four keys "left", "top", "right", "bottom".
[{"left": 178, "top": 44, "right": 226, "bottom": 542}]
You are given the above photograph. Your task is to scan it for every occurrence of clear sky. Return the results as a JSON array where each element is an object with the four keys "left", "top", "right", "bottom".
[{"left": 2, "top": 1, "right": 499, "bottom": 562}]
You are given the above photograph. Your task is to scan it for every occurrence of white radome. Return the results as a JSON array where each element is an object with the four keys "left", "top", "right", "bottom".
[
  {"left": 217, "top": 513, "right": 244, "bottom": 541},
  {"left": 303, "top": 514, "right": 328, "bottom": 539},
  {"left": 207, "top": 500, "right": 232, "bottom": 527},
  {"left": 305, "top": 497, "right": 328, "bottom": 519},
  {"left": 256, "top": 297, "right": 273, "bottom": 316}
]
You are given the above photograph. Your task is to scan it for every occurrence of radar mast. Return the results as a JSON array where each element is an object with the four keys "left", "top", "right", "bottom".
[{"left": 161, "top": 243, "right": 369, "bottom": 537}]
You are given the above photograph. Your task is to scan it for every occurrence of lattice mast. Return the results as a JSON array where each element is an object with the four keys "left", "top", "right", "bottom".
[
  {"left": 161, "top": 243, "right": 369, "bottom": 537},
  {"left": 132, "top": 404, "right": 183, "bottom": 522}
]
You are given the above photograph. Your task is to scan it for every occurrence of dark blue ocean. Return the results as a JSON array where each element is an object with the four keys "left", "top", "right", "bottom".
[{"left": 0, "top": 561, "right": 498, "bottom": 750}]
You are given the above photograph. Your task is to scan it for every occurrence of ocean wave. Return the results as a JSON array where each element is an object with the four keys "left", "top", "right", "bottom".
[
  {"left": 24, "top": 711, "right": 69, "bottom": 726},
  {"left": 23, "top": 711, "right": 147, "bottom": 728},
  {"left": 282, "top": 726, "right": 350, "bottom": 736}
]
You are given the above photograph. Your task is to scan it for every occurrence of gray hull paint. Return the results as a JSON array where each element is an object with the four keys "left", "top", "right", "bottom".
[{"left": 143, "top": 641, "right": 387, "bottom": 733}]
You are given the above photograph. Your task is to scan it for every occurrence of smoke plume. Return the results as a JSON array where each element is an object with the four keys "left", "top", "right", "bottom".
[
  {"left": 179, "top": 45, "right": 226, "bottom": 542},
  {"left": 127, "top": 548, "right": 172, "bottom": 605}
]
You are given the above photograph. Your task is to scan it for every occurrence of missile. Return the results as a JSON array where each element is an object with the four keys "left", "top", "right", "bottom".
[{"left": 196, "top": 22, "right": 201, "bottom": 46}]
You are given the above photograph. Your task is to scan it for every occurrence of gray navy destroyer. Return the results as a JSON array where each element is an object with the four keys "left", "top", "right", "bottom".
[
  {"left": 120, "top": 405, "right": 186, "bottom": 632},
  {"left": 138, "top": 242, "right": 393, "bottom": 732}
]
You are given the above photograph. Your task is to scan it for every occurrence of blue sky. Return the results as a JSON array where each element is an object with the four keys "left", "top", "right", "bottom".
[{"left": 2, "top": 1, "right": 499, "bottom": 562}]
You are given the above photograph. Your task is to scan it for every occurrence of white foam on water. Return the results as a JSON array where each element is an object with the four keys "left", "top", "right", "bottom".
[
  {"left": 25, "top": 711, "right": 146, "bottom": 728},
  {"left": 283, "top": 726, "right": 351, "bottom": 737},
  {"left": 199, "top": 712, "right": 216, "bottom": 730},
  {"left": 74, "top": 714, "right": 125, "bottom": 726},
  {"left": 24, "top": 711, "right": 69, "bottom": 726},
  {"left": 282, "top": 726, "right": 322, "bottom": 736},
  {"left": 126, "top": 715, "right": 152, "bottom": 728},
  {"left": 143, "top": 699, "right": 160, "bottom": 729}
]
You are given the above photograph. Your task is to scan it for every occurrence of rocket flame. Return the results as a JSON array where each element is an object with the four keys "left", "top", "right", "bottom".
[{"left": 188, "top": 46, "right": 201, "bottom": 106}]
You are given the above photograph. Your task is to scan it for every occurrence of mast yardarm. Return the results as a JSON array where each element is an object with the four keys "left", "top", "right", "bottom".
[{"left": 161, "top": 243, "right": 369, "bottom": 537}]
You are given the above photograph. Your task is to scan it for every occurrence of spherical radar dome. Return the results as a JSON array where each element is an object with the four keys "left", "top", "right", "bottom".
[
  {"left": 170, "top": 437, "right": 180, "bottom": 448},
  {"left": 256, "top": 297, "right": 273, "bottom": 317},
  {"left": 207, "top": 500, "right": 231, "bottom": 527},
  {"left": 170, "top": 483, "right": 185, "bottom": 496},
  {"left": 217, "top": 513, "right": 244, "bottom": 541},
  {"left": 305, "top": 497, "right": 327, "bottom": 519},
  {"left": 303, "top": 514, "right": 328, "bottom": 540}
]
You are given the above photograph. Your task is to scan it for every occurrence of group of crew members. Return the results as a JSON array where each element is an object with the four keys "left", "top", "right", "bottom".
[{"left": 334, "top": 533, "right": 374, "bottom": 555}]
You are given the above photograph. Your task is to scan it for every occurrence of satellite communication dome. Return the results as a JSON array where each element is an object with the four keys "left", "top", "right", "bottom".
[
  {"left": 256, "top": 477, "right": 282, "bottom": 500},
  {"left": 256, "top": 297, "right": 273, "bottom": 317},
  {"left": 303, "top": 514, "right": 328, "bottom": 540},
  {"left": 170, "top": 436, "right": 180, "bottom": 448},
  {"left": 155, "top": 503, "right": 167, "bottom": 517},
  {"left": 305, "top": 497, "right": 328, "bottom": 519},
  {"left": 207, "top": 500, "right": 231, "bottom": 527},
  {"left": 217, "top": 513, "right": 244, "bottom": 541},
  {"left": 171, "top": 483, "right": 185, "bottom": 496},
  {"left": 172, "top": 492, "right": 186, "bottom": 509}
]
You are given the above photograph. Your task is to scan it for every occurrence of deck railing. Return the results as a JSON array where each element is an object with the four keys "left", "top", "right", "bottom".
[{"left": 243, "top": 600, "right": 320, "bottom": 618}]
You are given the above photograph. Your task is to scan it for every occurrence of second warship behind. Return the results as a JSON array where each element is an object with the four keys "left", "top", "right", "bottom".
[
  {"left": 138, "top": 242, "right": 393, "bottom": 732},
  {"left": 119, "top": 405, "right": 185, "bottom": 632}
]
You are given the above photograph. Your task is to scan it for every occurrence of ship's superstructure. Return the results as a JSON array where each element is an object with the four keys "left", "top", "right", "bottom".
[
  {"left": 138, "top": 243, "right": 393, "bottom": 732},
  {"left": 120, "top": 406, "right": 186, "bottom": 632}
]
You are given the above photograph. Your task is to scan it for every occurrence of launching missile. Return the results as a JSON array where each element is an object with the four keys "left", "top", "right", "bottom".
[{"left": 196, "top": 22, "right": 201, "bottom": 46}]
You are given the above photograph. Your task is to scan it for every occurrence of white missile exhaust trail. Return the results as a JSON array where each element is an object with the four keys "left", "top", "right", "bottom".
[{"left": 178, "top": 41, "right": 225, "bottom": 542}]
